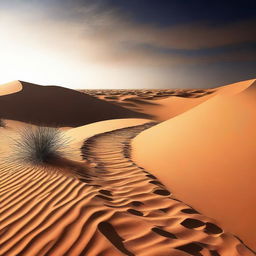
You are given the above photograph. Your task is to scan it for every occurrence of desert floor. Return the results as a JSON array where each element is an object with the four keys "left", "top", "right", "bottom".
[{"left": 0, "top": 80, "right": 255, "bottom": 256}]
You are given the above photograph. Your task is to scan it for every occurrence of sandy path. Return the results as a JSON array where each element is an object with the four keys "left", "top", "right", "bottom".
[{"left": 0, "top": 124, "right": 254, "bottom": 256}]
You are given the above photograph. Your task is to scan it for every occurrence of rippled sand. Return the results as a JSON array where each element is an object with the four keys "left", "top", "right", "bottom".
[{"left": 1, "top": 79, "right": 255, "bottom": 255}]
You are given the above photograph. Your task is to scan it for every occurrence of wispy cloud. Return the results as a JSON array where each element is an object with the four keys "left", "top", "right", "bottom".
[{"left": 0, "top": 1, "right": 255, "bottom": 88}]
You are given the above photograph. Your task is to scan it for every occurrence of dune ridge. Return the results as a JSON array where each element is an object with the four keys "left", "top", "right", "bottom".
[
  {"left": 132, "top": 79, "right": 256, "bottom": 250},
  {"left": 80, "top": 79, "right": 255, "bottom": 121},
  {"left": 0, "top": 81, "right": 22, "bottom": 96},
  {"left": 1, "top": 123, "right": 254, "bottom": 256}
]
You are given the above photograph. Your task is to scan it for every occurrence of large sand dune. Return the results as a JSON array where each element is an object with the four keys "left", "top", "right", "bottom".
[
  {"left": 132, "top": 79, "right": 256, "bottom": 250},
  {"left": 0, "top": 81, "right": 148, "bottom": 127},
  {"left": 1, "top": 79, "right": 255, "bottom": 255},
  {"left": 1, "top": 124, "right": 253, "bottom": 255}
]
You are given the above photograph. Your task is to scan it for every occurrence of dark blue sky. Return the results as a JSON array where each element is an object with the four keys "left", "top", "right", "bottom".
[
  {"left": 99, "top": 0, "right": 256, "bottom": 26},
  {"left": 24, "top": 0, "right": 255, "bottom": 26}
]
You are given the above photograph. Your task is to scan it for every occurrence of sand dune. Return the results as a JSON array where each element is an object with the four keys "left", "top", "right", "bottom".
[
  {"left": 216, "top": 79, "right": 255, "bottom": 96},
  {"left": 0, "top": 81, "right": 22, "bottom": 96},
  {"left": 1, "top": 124, "right": 253, "bottom": 256},
  {"left": 81, "top": 80, "right": 254, "bottom": 122},
  {"left": 132, "top": 79, "right": 256, "bottom": 250},
  {"left": 80, "top": 88, "right": 216, "bottom": 121},
  {"left": 1, "top": 78, "right": 255, "bottom": 255},
  {"left": 0, "top": 81, "right": 148, "bottom": 127},
  {"left": 1, "top": 79, "right": 245, "bottom": 129}
]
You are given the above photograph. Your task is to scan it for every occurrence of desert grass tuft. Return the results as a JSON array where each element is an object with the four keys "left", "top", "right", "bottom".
[{"left": 12, "top": 126, "right": 70, "bottom": 166}]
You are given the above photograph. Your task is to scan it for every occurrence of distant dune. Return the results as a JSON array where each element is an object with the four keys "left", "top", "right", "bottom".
[
  {"left": 81, "top": 80, "right": 253, "bottom": 122},
  {"left": 0, "top": 81, "right": 148, "bottom": 127},
  {"left": 0, "top": 81, "right": 22, "bottom": 96},
  {"left": 132, "top": 79, "right": 256, "bottom": 250},
  {"left": 80, "top": 87, "right": 216, "bottom": 121}
]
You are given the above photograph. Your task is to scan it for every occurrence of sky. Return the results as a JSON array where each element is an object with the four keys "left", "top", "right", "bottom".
[{"left": 0, "top": 0, "right": 255, "bottom": 89}]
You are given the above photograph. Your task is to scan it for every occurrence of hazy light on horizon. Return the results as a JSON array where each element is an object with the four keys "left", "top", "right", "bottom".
[
  {"left": 0, "top": 1, "right": 255, "bottom": 89},
  {"left": 0, "top": 6, "right": 178, "bottom": 89}
]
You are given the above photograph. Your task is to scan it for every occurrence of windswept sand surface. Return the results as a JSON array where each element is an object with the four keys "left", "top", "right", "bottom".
[
  {"left": 0, "top": 79, "right": 255, "bottom": 255},
  {"left": 132, "top": 79, "right": 256, "bottom": 250},
  {"left": 1, "top": 124, "right": 253, "bottom": 256}
]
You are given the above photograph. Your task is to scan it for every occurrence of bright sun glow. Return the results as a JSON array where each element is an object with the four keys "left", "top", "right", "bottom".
[
  {"left": 0, "top": 10, "right": 162, "bottom": 89},
  {"left": 0, "top": 22, "right": 106, "bottom": 88},
  {"left": 0, "top": 6, "right": 174, "bottom": 89}
]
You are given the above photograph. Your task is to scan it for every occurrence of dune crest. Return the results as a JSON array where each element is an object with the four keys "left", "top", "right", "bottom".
[
  {"left": 132, "top": 79, "right": 256, "bottom": 250},
  {"left": 0, "top": 81, "right": 22, "bottom": 96},
  {"left": 80, "top": 79, "right": 255, "bottom": 122},
  {"left": 216, "top": 79, "right": 256, "bottom": 96}
]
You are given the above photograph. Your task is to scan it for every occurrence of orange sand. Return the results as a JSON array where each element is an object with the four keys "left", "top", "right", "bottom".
[
  {"left": 1, "top": 123, "right": 253, "bottom": 255},
  {"left": 132, "top": 79, "right": 256, "bottom": 250},
  {"left": 0, "top": 81, "right": 22, "bottom": 96},
  {"left": 1, "top": 79, "right": 255, "bottom": 255}
]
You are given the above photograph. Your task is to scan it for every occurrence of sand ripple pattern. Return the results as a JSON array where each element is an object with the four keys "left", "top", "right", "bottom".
[{"left": 0, "top": 123, "right": 254, "bottom": 256}]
